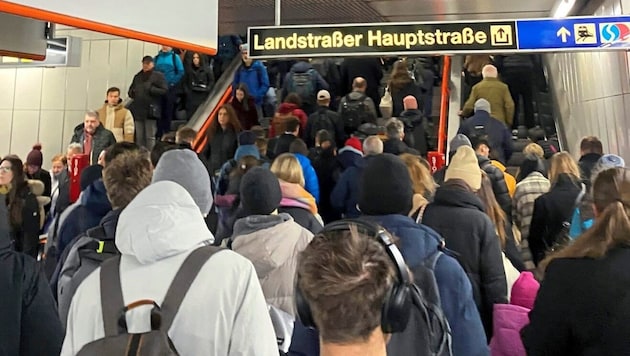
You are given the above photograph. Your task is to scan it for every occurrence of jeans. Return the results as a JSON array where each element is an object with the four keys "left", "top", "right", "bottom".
[
  {"left": 158, "top": 85, "right": 178, "bottom": 139},
  {"left": 135, "top": 120, "right": 156, "bottom": 150}
]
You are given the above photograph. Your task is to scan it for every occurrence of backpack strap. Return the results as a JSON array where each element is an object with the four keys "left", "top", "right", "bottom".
[
  {"left": 100, "top": 256, "right": 125, "bottom": 337},
  {"left": 160, "top": 245, "right": 224, "bottom": 330},
  {"left": 172, "top": 52, "right": 179, "bottom": 75},
  {"left": 424, "top": 250, "right": 442, "bottom": 271}
]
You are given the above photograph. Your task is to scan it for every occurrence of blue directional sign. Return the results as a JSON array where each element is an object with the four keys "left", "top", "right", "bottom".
[
  {"left": 247, "top": 15, "right": 630, "bottom": 58},
  {"left": 516, "top": 16, "right": 630, "bottom": 50}
]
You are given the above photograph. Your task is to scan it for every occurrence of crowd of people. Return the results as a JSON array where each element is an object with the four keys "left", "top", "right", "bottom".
[{"left": 1, "top": 46, "right": 630, "bottom": 356}]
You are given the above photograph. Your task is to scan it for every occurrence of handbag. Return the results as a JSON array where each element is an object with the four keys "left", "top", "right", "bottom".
[
  {"left": 380, "top": 87, "right": 393, "bottom": 119},
  {"left": 148, "top": 103, "right": 161, "bottom": 120},
  {"left": 545, "top": 183, "right": 586, "bottom": 253}
]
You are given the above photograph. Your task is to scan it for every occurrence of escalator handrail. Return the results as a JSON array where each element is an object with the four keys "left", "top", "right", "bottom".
[
  {"left": 193, "top": 85, "right": 233, "bottom": 153},
  {"left": 437, "top": 56, "right": 451, "bottom": 154}
]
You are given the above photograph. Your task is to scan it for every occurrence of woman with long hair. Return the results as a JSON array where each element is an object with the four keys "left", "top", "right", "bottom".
[
  {"left": 528, "top": 152, "right": 582, "bottom": 265},
  {"left": 477, "top": 171, "right": 526, "bottom": 294},
  {"left": 522, "top": 167, "right": 630, "bottom": 354},
  {"left": 0, "top": 156, "right": 41, "bottom": 258},
  {"left": 183, "top": 51, "right": 215, "bottom": 119},
  {"left": 204, "top": 103, "right": 242, "bottom": 175},
  {"left": 270, "top": 153, "right": 322, "bottom": 233},
  {"left": 387, "top": 60, "right": 423, "bottom": 117},
  {"left": 231, "top": 83, "right": 259, "bottom": 130},
  {"left": 399, "top": 153, "right": 436, "bottom": 218}
]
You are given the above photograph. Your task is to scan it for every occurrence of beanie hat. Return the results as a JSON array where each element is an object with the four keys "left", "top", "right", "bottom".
[
  {"left": 510, "top": 272, "right": 540, "bottom": 309},
  {"left": 449, "top": 134, "right": 472, "bottom": 154},
  {"left": 345, "top": 137, "right": 363, "bottom": 152},
  {"left": 403, "top": 95, "right": 418, "bottom": 110},
  {"left": 474, "top": 98, "right": 491, "bottom": 113},
  {"left": 26, "top": 144, "right": 43, "bottom": 167},
  {"left": 152, "top": 149, "right": 213, "bottom": 215},
  {"left": 80, "top": 165, "right": 103, "bottom": 191},
  {"left": 240, "top": 167, "right": 282, "bottom": 215},
  {"left": 238, "top": 131, "right": 257, "bottom": 146},
  {"left": 359, "top": 154, "right": 413, "bottom": 215},
  {"left": 235, "top": 145, "right": 261, "bottom": 161},
  {"left": 590, "top": 154, "right": 626, "bottom": 182},
  {"left": 445, "top": 146, "right": 482, "bottom": 191}
]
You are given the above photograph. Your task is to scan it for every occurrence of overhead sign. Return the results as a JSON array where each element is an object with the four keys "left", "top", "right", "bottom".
[
  {"left": 0, "top": 13, "right": 46, "bottom": 60},
  {"left": 0, "top": 0, "right": 218, "bottom": 54},
  {"left": 248, "top": 15, "right": 630, "bottom": 58},
  {"left": 0, "top": 37, "right": 82, "bottom": 67}
]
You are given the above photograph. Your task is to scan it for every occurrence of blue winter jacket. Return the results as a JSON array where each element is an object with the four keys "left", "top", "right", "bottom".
[
  {"left": 294, "top": 153, "right": 320, "bottom": 204},
  {"left": 330, "top": 155, "right": 371, "bottom": 218},
  {"left": 154, "top": 50, "right": 185, "bottom": 86},
  {"left": 367, "top": 215, "right": 489, "bottom": 356},
  {"left": 233, "top": 60, "right": 270, "bottom": 105},
  {"left": 289, "top": 214, "right": 489, "bottom": 356}
]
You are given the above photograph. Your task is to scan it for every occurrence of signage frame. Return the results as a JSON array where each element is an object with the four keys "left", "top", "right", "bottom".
[{"left": 247, "top": 15, "right": 630, "bottom": 58}]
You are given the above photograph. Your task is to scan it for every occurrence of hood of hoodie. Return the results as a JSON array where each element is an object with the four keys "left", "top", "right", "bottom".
[
  {"left": 291, "top": 61, "right": 314, "bottom": 73},
  {"left": 79, "top": 180, "right": 112, "bottom": 216},
  {"left": 363, "top": 214, "right": 442, "bottom": 268},
  {"left": 433, "top": 184, "right": 485, "bottom": 212},
  {"left": 115, "top": 181, "right": 215, "bottom": 264},
  {"left": 100, "top": 208, "right": 123, "bottom": 240},
  {"left": 337, "top": 146, "right": 363, "bottom": 169},
  {"left": 278, "top": 102, "right": 300, "bottom": 114},
  {"left": 231, "top": 213, "right": 310, "bottom": 278}
]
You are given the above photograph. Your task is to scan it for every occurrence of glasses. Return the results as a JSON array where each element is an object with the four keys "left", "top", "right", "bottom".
[{"left": 0, "top": 166, "right": 11, "bottom": 173}]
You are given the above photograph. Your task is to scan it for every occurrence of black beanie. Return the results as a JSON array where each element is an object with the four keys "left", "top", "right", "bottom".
[
  {"left": 80, "top": 165, "right": 103, "bottom": 191},
  {"left": 238, "top": 131, "right": 257, "bottom": 146},
  {"left": 240, "top": 167, "right": 282, "bottom": 215},
  {"left": 359, "top": 154, "right": 413, "bottom": 215}
]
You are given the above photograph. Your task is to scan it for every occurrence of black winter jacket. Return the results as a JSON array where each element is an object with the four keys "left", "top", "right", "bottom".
[
  {"left": 422, "top": 183, "right": 508, "bottom": 338},
  {"left": 204, "top": 127, "right": 238, "bottom": 175},
  {"left": 0, "top": 196, "right": 63, "bottom": 355},
  {"left": 478, "top": 155, "right": 512, "bottom": 217},
  {"left": 522, "top": 246, "right": 630, "bottom": 355},
  {"left": 528, "top": 173, "right": 582, "bottom": 265},
  {"left": 278, "top": 207, "right": 323, "bottom": 234},
  {"left": 127, "top": 69, "right": 168, "bottom": 121},
  {"left": 7, "top": 187, "right": 41, "bottom": 259},
  {"left": 578, "top": 152, "right": 602, "bottom": 182},
  {"left": 383, "top": 139, "right": 420, "bottom": 156},
  {"left": 391, "top": 81, "right": 424, "bottom": 117},
  {"left": 70, "top": 124, "right": 117, "bottom": 165}
]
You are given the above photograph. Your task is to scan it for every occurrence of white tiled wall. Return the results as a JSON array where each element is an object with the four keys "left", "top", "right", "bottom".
[
  {"left": 546, "top": 0, "right": 630, "bottom": 161},
  {"left": 0, "top": 27, "right": 159, "bottom": 169}
]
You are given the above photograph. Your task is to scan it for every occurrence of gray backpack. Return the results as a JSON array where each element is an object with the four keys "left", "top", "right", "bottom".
[{"left": 76, "top": 245, "right": 223, "bottom": 356}]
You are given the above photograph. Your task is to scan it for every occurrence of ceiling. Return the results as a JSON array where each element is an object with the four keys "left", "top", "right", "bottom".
[{"left": 218, "top": 0, "right": 556, "bottom": 35}]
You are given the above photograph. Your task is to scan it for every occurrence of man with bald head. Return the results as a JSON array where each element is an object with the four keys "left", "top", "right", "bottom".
[
  {"left": 338, "top": 77, "right": 377, "bottom": 135},
  {"left": 460, "top": 64, "right": 514, "bottom": 127}
]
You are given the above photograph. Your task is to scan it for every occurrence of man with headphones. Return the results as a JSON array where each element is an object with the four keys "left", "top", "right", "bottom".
[{"left": 295, "top": 220, "right": 404, "bottom": 355}]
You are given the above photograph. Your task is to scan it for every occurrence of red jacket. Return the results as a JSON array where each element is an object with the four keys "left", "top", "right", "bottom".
[{"left": 269, "top": 103, "right": 307, "bottom": 138}]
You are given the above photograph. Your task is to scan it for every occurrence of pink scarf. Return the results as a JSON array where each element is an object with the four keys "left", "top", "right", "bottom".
[{"left": 278, "top": 180, "right": 318, "bottom": 214}]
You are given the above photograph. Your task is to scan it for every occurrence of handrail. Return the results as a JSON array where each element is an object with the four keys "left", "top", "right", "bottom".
[
  {"left": 437, "top": 55, "right": 451, "bottom": 154},
  {"left": 192, "top": 85, "right": 233, "bottom": 153}
]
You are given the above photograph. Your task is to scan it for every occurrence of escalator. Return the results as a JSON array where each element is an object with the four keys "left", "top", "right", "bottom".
[{"left": 187, "top": 55, "right": 243, "bottom": 153}]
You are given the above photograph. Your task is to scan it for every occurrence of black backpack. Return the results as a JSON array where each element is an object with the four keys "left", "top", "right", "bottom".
[
  {"left": 76, "top": 245, "right": 223, "bottom": 355},
  {"left": 310, "top": 111, "right": 336, "bottom": 144},
  {"left": 340, "top": 94, "right": 370, "bottom": 130},
  {"left": 387, "top": 250, "right": 453, "bottom": 356}
]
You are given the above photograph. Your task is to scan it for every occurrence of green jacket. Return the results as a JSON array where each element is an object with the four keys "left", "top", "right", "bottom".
[{"left": 462, "top": 77, "right": 515, "bottom": 126}]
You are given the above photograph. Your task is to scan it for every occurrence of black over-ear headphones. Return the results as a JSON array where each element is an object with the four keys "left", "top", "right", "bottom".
[{"left": 295, "top": 218, "right": 412, "bottom": 334}]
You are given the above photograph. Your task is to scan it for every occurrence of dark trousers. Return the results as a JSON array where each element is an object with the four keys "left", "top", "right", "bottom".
[
  {"left": 157, "top": 85, "right": 178, "bottom": 139},
  {"left": 503, "top": 70, "right": 535, "bottom": 129}
]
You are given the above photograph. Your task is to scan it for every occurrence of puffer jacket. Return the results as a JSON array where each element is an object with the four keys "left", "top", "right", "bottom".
[
  {"left": 231, "top": 214, "right": 313, "bottom": 316},
  {"left": 364, "top": 214, "right": 489, "bottom": 356},
  {"left": 478, "top": 154, "right": 512, "bottom": 218},
  {"left": 233, "top": 60, "right": 270, "bottom": 105},
  {"left": 422, "top": 183, "right": 508, "bottom": 338},
  {"left": 293, "top": 153, "right": 320, "bottom": 204}
]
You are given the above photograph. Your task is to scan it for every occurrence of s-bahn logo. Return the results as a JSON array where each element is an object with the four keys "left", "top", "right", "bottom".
[{"left": 600, "top": 23, "right": 630, "bottom": 43}]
